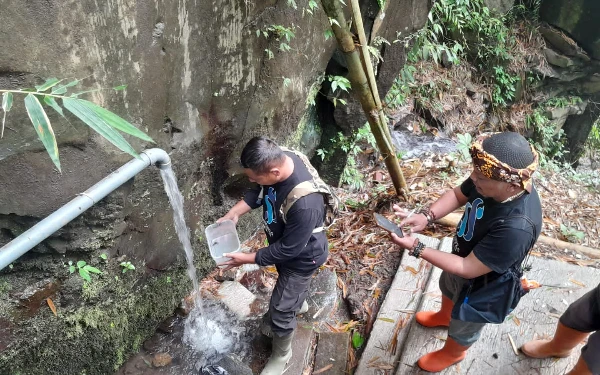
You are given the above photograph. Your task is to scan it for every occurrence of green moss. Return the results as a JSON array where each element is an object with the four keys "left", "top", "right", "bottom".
[{"left": 1, "top": 264, "right": 191, "bottom": 375}]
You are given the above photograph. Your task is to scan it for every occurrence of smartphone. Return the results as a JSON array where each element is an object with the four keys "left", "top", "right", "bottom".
[{"left": 373, "top": 213, "right": 404, "bottom": 238}]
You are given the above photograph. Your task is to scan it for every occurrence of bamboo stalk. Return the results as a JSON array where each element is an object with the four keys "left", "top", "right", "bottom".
[
  {"left": 320, "top": 0, "right": 407, "bottom": 196},
  {"left": 349, "top": 0, "right": 393, "bottom": 146},
  {"left": 436, "top": 212, "right": 600, "bottom": 259}
]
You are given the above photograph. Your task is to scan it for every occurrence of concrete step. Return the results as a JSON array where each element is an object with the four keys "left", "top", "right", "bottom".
[
  {"left": 395, "top": 254, "right": 600, "bottom": 374},
  {"left": 355, "top": 235, "right": 446, "bottom": 375},
  {"left": 313, "top": 331, "right": 350, "bottom": 375},
  {"left": 286, "top": 325, "right": 316, "bottom": 375}
]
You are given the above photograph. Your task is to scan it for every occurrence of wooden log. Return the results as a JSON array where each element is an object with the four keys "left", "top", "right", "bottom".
[{"left": 435, "top": 212, "right": 600, "bottom": 259}]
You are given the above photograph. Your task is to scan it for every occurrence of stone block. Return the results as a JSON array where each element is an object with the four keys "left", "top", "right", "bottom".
[
  {"left": 286, "top": 325, "right": 316, "bottom": 375},
  {"left": 313, "top": 331, "right": 350, "bottom": 375},
  {"left": 217, "top": 281, "right": 256, "bottom": 320}
]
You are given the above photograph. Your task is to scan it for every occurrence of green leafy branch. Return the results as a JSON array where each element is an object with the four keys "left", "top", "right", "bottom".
[
  {"left": 0, "top": 78, "right": 154, "bottom": 172},
  {"left": 69, "top": 260, "right": 102, "bottom": 283}
]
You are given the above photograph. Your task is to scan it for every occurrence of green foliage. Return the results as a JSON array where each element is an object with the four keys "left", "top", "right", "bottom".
[
  {"left": 456, "top": 133, "right": 473, "bottom": 161},
  {"left": 385, "top": 65, "right": 416, "bottom": 108},
  {"left": 304, "top": 0, "right": 319, "bottom": 15},
  {"left": 526, "top": 96, "right": 584, "bottom": 166},
  {"left": 257, "top": 24, "right": 296, "bottom": 55},
  {"left": 390, "top": 0, "right": 522, "bottom": 109},
  {"left": 560, "top": 223, "right": 585, "bottom": 243},
  {"left": 351, "top": 330, "right": 365, "bottom": 349},
  {"left": 0, "top": 78, "right": 154, "bottom": 171},
  {"left": 328, "top": 75, "right": 351, "bottom": 94},
  {"left": 120, "top": 261, "right": 135, "bottom": 273},
  {"left": 491, "top": 66, "right": 519, "bottom": 106},
  {"left": 69, "top": 260, "right": 103, "bottom": 283},
  {"left": 544, "top": 96, "right": 582, "bottom": 108}
]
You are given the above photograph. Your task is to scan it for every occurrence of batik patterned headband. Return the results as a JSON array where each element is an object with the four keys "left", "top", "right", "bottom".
[{"left": 469, "top": 134, "right": 539, "bottom": 193}]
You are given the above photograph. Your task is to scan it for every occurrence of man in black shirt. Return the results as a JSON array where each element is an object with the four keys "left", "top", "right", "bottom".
[
  {"left": 218, "top": 137, "right": 328, "bottom": 375},
  {"left": 390, "top": 132, "right": 542, "bottom": 372}
]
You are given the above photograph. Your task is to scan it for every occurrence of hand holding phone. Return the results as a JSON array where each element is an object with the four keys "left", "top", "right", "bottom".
[{"left": 373, "top": 213, "right": 404, "bottom": 238}]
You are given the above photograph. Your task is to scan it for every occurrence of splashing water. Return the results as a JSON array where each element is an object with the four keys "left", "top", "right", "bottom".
[
  {"left": 183, "top": 299, "right": 249, "bottom": 369},
  {"left": 160, "top": 168, "right": 203, "bottom": 314},
  {"left": 160, "top": 167, "right": 250, "bottom": 367}
]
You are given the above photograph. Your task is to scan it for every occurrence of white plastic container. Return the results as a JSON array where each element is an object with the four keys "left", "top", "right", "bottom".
[{"left": 205, "top": 220, "right": 241, "bottom": 268}]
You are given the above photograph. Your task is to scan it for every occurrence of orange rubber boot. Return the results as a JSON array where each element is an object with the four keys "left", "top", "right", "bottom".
[
  {"left": 416, "top": 295, "right": 453, "bottom": 328},
  {"left": 567, "top": 355, "right": 593, "bottom": 375},
  {"left": 417, "top": 337, "right": 468, "bottom": 372},
  {"left": 521, "top": 322, "right": 589, "bottom": 359}
]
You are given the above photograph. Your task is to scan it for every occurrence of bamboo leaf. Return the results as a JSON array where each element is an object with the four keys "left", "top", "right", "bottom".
[
  {"left": 1, "top": 92, "right": 13, "bottom": 138},
  {"left": 35, "top": 78, "right": 61, "bottom": 92},
  {"left": 51, "top": 79, "right": 80, "bottom": 95},
  {"left": 24, "top": 94, "right": 61, "bottom": 171},
  {"left": 43, "top": 96, "right": 65, "bottom": 117},
  {"left": 78, "top": 100, "right": 154, "bottom": 142},
  {"left": 62, "top": 98, "right": 138, "bottom": 158},
  {"left": 2, "top": 92, "right": 13, "bottom": 112}
]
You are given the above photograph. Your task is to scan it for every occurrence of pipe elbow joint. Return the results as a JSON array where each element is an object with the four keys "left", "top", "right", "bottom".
[{"left": 141, "top": 148, "right": 171, "bottom": 170}]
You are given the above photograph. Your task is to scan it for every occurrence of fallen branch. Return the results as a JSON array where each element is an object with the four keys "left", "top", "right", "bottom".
[{"left": 436, "top": 212, "right": 600, "bottom": 259}]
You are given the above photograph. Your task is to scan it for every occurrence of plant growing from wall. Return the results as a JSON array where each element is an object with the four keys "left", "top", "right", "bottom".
[
  {"left": 0, "top": 78, "right": 153, "bottom": 172},
  {"left": 68, "top": 260, "right": 102, "bottom": 283},
  {"left": 120, "top": 261, "right": 135, "bottom": 273}
]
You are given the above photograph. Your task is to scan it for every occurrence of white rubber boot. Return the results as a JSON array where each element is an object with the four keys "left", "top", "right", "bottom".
[
  {"left": 260, "top": 333, "right": 293, "bottom": 375},
  {"left": 299, "top": 300, "right": 309, "bottom": 314}
]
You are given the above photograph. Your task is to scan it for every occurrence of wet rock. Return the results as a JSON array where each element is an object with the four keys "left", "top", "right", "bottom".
[
  {"left": 541, "top": 0, "right": 600, "bottom": 59},
  {"left": 539, "top": 25, "right": 590, "bottom": 60},
  {"left": 302, "top": 268, "right": 338, "bottom": 322},
  {"left": 151, "top": 352, "right": 172, "bottom": 367},
  {"left": 544, "top": 48, "right": 575, "bottom": 68},
  {"left": 142, "top": 334, "right": 162, "bottom": 353},
  {"left": 157, "top": 316, "right": 178, "bottom": 334},
  {"left": 213, "top": 353, "right": 253, "bottom": 375},
  {"left": 15, "top": 278, "right": 60, "bottom": 316},
  {"left": 484, "top": 0, "right": 514, "bottom": 14}
]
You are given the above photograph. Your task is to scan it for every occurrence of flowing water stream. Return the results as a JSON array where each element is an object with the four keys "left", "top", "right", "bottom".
[{"left": 160, "top": 168, "right": 250, "bottom": 370}]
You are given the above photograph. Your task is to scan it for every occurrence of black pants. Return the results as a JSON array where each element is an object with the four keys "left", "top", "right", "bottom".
[
  {"left": 267, "top": 267, "right": 313, "bottom": 337},
  {"left": 560, "top": 282, "right": 600, "bottom": 374}
]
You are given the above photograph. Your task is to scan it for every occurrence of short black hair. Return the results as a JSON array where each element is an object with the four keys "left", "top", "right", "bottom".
[
  {"left": 240, "top": 136, "right": 285, "bottom": 174},
  {"left": 482, "top": 132, "right": 534, "bottom": 169}
]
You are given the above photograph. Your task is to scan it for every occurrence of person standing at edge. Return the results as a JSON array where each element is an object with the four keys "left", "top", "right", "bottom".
[
  {"left": 217, "top": 136, "right": 328, "bottom": 375},
  {"left": 520, "top": 281, "right": 599, "bottom": 375},
  {"left": 390, "top": 132, "right": 542, "bottom": 372}
]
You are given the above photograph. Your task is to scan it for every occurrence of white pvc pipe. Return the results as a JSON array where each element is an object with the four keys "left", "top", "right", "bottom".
[{"left": 0, "top": 148, "right": 171, "bottom": 271}]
